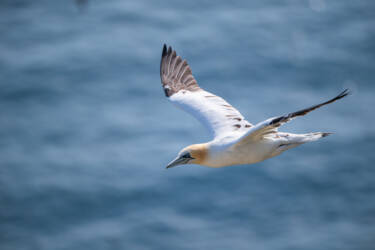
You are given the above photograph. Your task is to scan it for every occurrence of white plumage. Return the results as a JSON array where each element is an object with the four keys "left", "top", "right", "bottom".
[
  {"left": 170, "top": 90, "right": 251, "bottom": 139},
  {"left": 160, "top": 45, "right": 349, "bottom": 168}
]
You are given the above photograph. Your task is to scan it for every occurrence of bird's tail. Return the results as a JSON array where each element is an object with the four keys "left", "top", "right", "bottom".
[
  {"left": 299, "top": 132, "right": 333, "bottom": 142},
  {"left": 271, "top": 132, "right": 332, "bottom": 157}
]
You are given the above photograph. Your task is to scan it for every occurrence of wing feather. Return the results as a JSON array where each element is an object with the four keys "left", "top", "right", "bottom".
[
  {"left": 234, "top": 89, "right": 350, "bottom": 145},
  {"left": 160, "top": 44, "right": 252, "bottom": 139},
  {"left": 160, "top": 45, "right": 200, "bottom": 97}
]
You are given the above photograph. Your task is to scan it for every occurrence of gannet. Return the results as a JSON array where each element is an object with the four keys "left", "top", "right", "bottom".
[{"left": 160, "top": 44, "right": 349, "bottom": 169}]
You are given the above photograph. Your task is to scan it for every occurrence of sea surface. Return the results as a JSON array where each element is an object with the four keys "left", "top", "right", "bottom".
[{"left": 1, "top": 1, "right": 375, "bottom": 249}]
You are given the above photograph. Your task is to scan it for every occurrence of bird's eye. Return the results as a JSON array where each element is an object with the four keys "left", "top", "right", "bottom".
[{"left": 182, "top": 152, "right": 192, "bottom": 159}]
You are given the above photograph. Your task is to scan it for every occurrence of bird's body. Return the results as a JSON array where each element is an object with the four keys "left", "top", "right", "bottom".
[
  {"left": 202, "top": 139, "right": 273, "bottom": 167},
  {"left": 195, "top": 132, "right": 329, "bottom": 167},
  {"left": 159, "top": 45, "right": 349, "bottom": 169}
]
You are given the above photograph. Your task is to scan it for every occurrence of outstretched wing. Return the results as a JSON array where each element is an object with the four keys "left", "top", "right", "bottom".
[
  {"left": 234, "top": 89, "right": 350, "bottom": 145},
  {"left": 160, "top": 44, "right": 252, "bottom": 139}
]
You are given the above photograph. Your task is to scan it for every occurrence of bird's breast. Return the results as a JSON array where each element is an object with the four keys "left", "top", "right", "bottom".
[{"left": 204, "top": 140, "right": 276, "bottom": 167}]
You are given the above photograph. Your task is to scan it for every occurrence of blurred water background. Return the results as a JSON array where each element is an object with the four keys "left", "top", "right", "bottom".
[{"left": 1, "top": 0, "right": 375, "bottom": 249}]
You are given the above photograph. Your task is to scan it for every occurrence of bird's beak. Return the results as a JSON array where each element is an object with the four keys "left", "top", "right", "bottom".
[{"left": 166, "top": 156, "right": 190, "bottom": 169}]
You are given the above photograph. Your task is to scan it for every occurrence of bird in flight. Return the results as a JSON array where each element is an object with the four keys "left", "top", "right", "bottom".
[{"left": 160, "top": 44, "right": 349, "bottom": 169}]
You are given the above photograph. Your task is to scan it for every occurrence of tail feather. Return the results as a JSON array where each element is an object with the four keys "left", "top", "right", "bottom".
[
  {"left": 271, "top": 132, "right": 332, "bottom": 157},
  {"left": 301, "top": 132, "right": 332, "bottom": 142}
]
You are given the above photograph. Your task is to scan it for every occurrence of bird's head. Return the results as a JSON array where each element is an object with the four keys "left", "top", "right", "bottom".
[{"left": 166, "top": 143, "right": 208, "bottom": 169}]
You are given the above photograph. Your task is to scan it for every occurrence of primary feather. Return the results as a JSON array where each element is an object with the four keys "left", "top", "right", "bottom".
[
  {"left": 160, "top": 44, "right": 252, "bottom": 139},
  {"left": 159, "top": 44, "right": 349, "bottom": 168}
]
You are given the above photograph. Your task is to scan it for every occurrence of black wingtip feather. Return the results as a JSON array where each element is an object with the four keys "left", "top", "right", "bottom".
[
  {"left": 322, "top": 132, "right": 333, "bottom": 137},
  {"left": 160, "top": 44, "right": 167, "bottom": 76},
  {"left": 268, "top": 89, "right": 350, "bottom": 127},
  {"left": 162, "top": 44, "right": 167, "bottom": 57},
  {"left": 338, "top": 88, "right": 350, "bottom": 99},
  {"left": 330, "top": 88, "right": 350, "bottom": 103}
]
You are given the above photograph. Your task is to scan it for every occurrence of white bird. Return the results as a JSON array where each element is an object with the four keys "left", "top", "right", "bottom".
[{"left": 160, "top": 45, "right": 349, "bottom": 169}]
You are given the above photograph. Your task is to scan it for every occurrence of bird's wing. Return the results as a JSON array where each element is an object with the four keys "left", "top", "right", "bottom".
[
  {"left": 160, "top": 45, "right": 252, "bottom": 139},
  {"left": 233, "top": 89, "right": 349, "bottom": 145}
]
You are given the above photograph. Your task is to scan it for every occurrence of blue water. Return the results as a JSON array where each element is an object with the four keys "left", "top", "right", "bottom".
[{"left": 1, "top": 0, "right": 375, "bottom": 249}]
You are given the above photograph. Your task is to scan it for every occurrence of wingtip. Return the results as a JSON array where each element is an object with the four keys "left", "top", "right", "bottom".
[
  {"left": 162, "top": 44, "right": 167, "bottom": 57},
  {"left": 161, "top": 44, "right": 174, "bottom": 58},
  {"left": 339, "top": 88, "right": 351, "bottom": 98},
  {"left": 322, "top": 132, "right": 333, "bottom": 137},
  {"left": 331, "top": 88, "right": 350, "bottom": 102}
]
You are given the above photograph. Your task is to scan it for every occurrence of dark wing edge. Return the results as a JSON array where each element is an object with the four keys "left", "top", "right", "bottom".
[
  {"left": 269, "top": 89, "right": 350, "bottom": 128},
  {"left": 160, "top": 44, "right": 200, "bottom": 97},
  {"left": 234, "top": 89, "right": 350, "bottom": 144}
]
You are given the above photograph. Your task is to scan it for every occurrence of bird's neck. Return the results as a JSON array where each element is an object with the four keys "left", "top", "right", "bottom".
[{"left": 188, "top": 143, "right": 209, "bottom": 165}]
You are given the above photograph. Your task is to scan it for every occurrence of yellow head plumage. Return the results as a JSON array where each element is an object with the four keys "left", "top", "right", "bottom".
[{"left": 166, "top": 143, "right": 208, "bottom": 169}]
